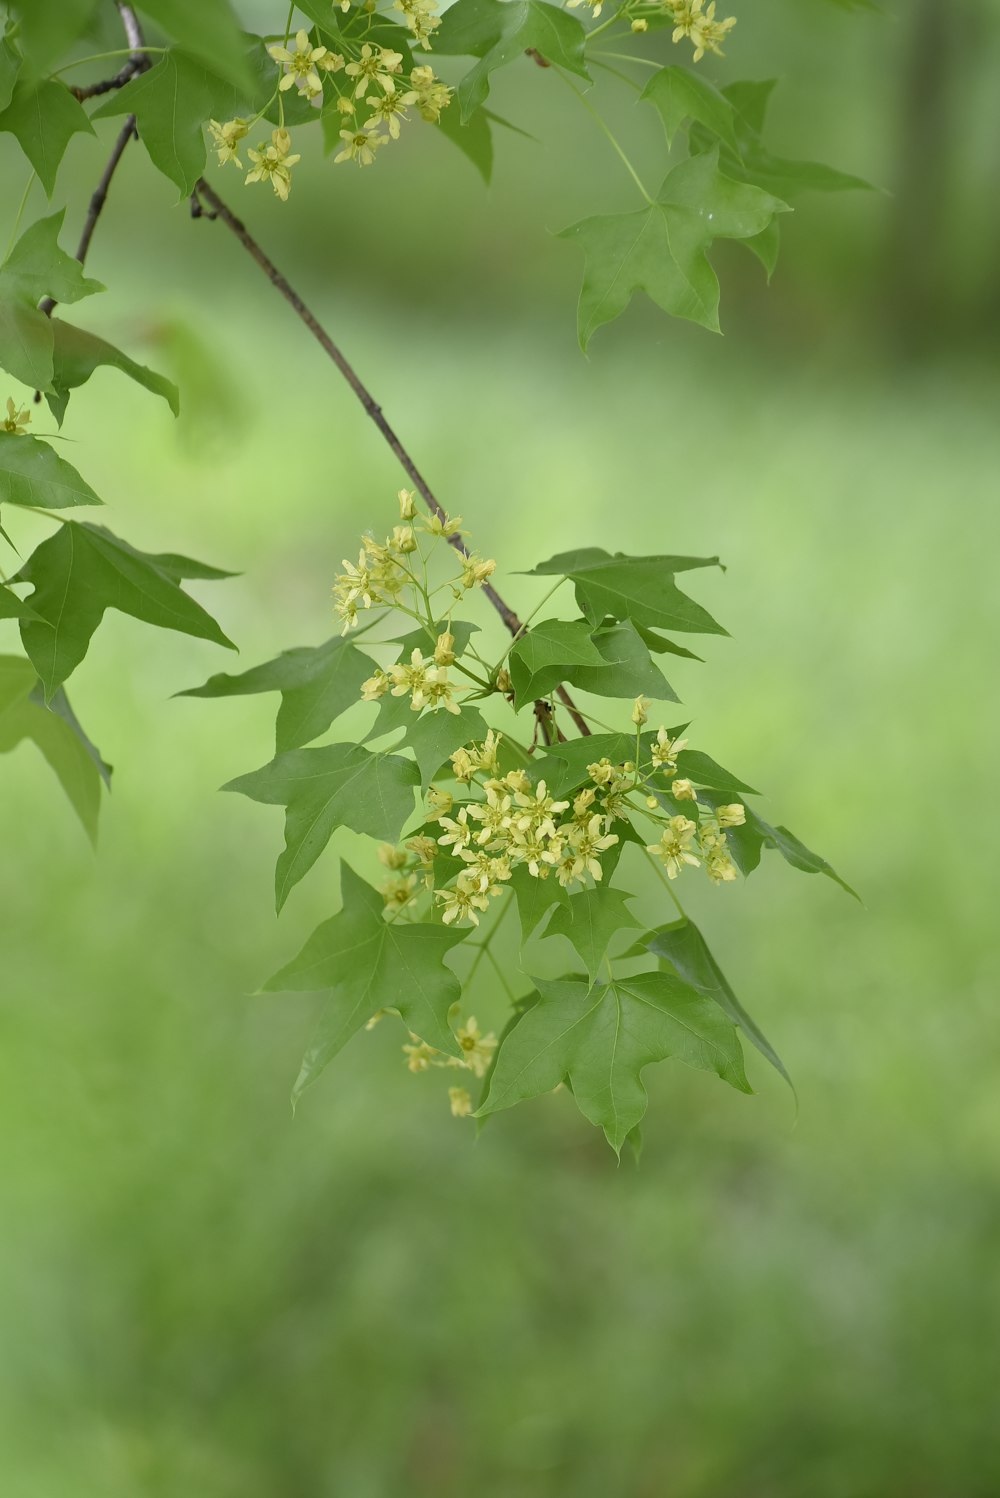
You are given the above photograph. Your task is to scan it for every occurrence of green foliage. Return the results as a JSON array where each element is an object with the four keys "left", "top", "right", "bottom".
[
  {"left": 0, "top": 653, "right": 108, "bottom": 842},
  {"left": 263, "top": 861, "right": 466, "bottom": 1097},
  {"left": 560, "top": 150, "right": 788, "bottom": 345},
  {"left": 179, "top": 635, "right": 375, "bottom": 752},
  {"left": 0, "top": 433, "right": 102, "bottom": 508},
  {"left": 545, "top": 885, "right": 640, "bottom": 982},
  {"left": 530, "top": 548, "right": 726, "bottom": 634},
  {"left": 225, "top": 742, "right": 421, "bottom": 910},
  {"left": 0, "top": 77, "right": 93, "bottom": 195},
  {"left": 480, "top": 972, "right": 751, "bottom": 1152},
  {"left": 0, "top": 0, "right": 866, "bottom": 1149},
  {"left": 433, "top": 0, "right": 590, "bottom": 120},
  {"left": 14, "top": 522, "right": 234, "bottom": 701}
]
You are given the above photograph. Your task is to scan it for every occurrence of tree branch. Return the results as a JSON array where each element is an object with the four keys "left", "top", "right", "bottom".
[
  {"left": 192, "top": 177, "right": 592, "bottom": 737},
  {"left": 41, "top": 5, "right": 149, "bottom": 316}
]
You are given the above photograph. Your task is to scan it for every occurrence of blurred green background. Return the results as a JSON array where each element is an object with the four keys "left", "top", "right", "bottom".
[{"left": 3, "top": 1, "right": 1000, "bottom": 1493}]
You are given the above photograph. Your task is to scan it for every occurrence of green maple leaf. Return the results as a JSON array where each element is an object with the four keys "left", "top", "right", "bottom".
[
  {"left": 508, "top": 862, "right": 568, "bottom": 941},
  {"left": 0, "top": 654, "right": 109, "bottom": 843},
  {"left": 8, "top": 0, "right": 101, "bottom": 79},
  {"left": 0, "top": 33, "right": 19, "bottom": 114},
  {"left": 0, "top": 434, "right": 102, "bottom": 510},
  {"left": 14, "top": 522, "right": 235, "bottom": 700},
  {"left": 558, "top": 148, "right": 788, "bottom": 346},
  {"left": 0, "top": 583, "right": 39, "bottom": 621},
  {"left": 508, "top": 619, "right": 605, "bottom": 708},
  {"left": 570, "top": 622, "right": 678, "bottom": 702},
  {"left": 45, "top": 318, "right": 179, "bottom": 425},
  {"left": 530, "top": 547, "right": 725, "bottom": 636},
  {"left": 432, "top": 0, "right": 590, "bottom": 121},
  {"left": 545, "top": 886, "right": 641, "bottom": 983},
  {"left": 0, "top": 211, "right": 104, "bottom": 392},
  {"left": 264, "top": 862, "right": 467, "bottom": 1100},
  {"left": 224, "top": 743, "right": 420, "bottom": 911},
  {"left": 179, "top": 635, "right": 375, "bottom": 753},
  {"left": 697, "top": 790, "right": 857, "bottom": 897},
  {"left": 629, "top": 917, "right": 792, "bottom": 1090},
  {"left": 132, "top": 1, "right": 254, "bottom": 92},
  {"left": 0, "top": 78, "right": 93, "bottom": 196},
  {"left": 641, "top": 65, "right": 740, "bottom": 151},
  {"left": 94, "top": 49, "right": 256, "bottom": 196},
  {"left": 480, "top": 971, "right": 751, "bottom": 1152},
  {"left": 398, "top": 703, "right": 489, "bottom": 786}
]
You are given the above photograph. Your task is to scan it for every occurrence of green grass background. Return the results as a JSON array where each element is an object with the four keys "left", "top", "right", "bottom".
[{"left": 2, "top": 1, "right": 1000, "bottom": 1492}]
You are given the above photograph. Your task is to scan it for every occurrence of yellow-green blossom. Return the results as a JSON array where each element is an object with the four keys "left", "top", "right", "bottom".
[
  {"left": 245, "top": 128, "right": 301, "bottom": 201},
  {"left": 668, "top": 0, "right": 736, "bottom": 62},
  {"left": 334, "top": 126, "right": 388, "bottom": 167},
  {"left": 345, "top": 43, "right": 403, "bottom": 99},
  {"left": 646, "top": 815, "right": 700, "bottom": 880},
  {"left": 455, "top": 1016, "right": 497, "bottom": 1077},
  {"left": 207, "top": 117, "right": 249, "bottom": 168},
  {"left": 410, "top": 66, "right": 452, "bottom": 122},
  {"left": 448, "top": 1085, "right": 473, "bottom": 1117},
  {"left": 268, "top": 29, "right": 328, "bottom": 98},
  {"left": 2, "top": 397, "right": 30, "bottom": 434},
  {"left": 366, "top": 88, "right": 417, "bottom": 139},
  {"left": 671, "top": 777, "right": 697, "bottom": 801}
]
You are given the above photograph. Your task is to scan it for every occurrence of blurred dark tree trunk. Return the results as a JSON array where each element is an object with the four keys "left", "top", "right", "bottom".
[
  {"left": 885, "top": 0, "right": 995, "bottom": 354},
  {"left": 885, "top": 0, "right": 953, "bottom": 353}
]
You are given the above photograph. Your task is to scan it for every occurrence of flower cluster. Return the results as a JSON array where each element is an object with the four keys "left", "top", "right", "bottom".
[
  {"left": 402, "top": 1015, "right": 498, "bottom": 1118},
  {"left": 207, "top": 16, "right": 453, "bottom": 198},
  {"left": 430, "top": 745, "right": 623, "bottom": 927},
  {"left": 2, "top": 397, "right": 30, "bottom": 435},
  {"left": 566, "top": 0, "right": 736, "bottom": 62}
]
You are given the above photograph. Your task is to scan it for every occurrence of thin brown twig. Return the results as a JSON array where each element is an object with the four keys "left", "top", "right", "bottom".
[
  {"left": 192, "top": 177, "right": 592, "bottom": 738},
  {"left": 41, "top": 5, "right": 150, "bottom": 318}
]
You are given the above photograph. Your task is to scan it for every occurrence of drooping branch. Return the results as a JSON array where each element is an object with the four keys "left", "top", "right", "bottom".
[{"left": 192, "top": 177, "right": 592, "bottom": 737}]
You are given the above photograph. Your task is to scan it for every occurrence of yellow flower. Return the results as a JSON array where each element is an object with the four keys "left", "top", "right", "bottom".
[
  {"left": 268, "top": 29, "right": 328, "bottom": 97},
  {"left": 495, "top": 666, "right": 512, "bottom": 694},
  {"left": 434, "top": 630, "right": 456, "bottom": 666},
  {"left": 434, "top": 870, "right": 490, "bottom": 925},
  {"left": 455, "top": 1016, "right": 497, "bottom": 1078},
  {"left": 568, "top": 815, "right": 619, "bottom": 882},
  {"left": 398, "top": 488, "right": 416, "bottom": 519},
  {"left": 651, "top": 727, "right": 688, "bottom": 772},
  {"left": 448, "top": 1085, "right": 473, "bottom": 1117},
  {"left": 669, "top": 0, "right": 736, "bottom": 61},
  {"left": 421, "top": 510, "right": 463, "bottom": 537},
  {"left": 207, "top": 117, "right": 249, "bottom": 168},
  {"left": 671, "top": 778, "right": 697, "bottom": 801},
  {"left": 426, "top": 786, "right": 454, "bottom": 820},
  {"left": 245, "top": 128, "right": 301, "bottom": 200},
  {"left": 513, "top": 780, "right": 570, "bottom": 837},
  {"left": 450, "top": 747, "right": 476, "bottom": 783},
  {"left": 461, "top": 554, "right": 496, "bottom": 589},
  {"left": 381, "top": 874, "right": 417, "bottom": 908},
  {"left": 378, "top": 843, "right": 408, "bottom": 870},
  {"left": 631, "top": 695, "right": 651, "bottom": 727},
  {"left": 467, "top": 785, "right": 512, "bottom": 844},
  {"left": 631, "top": 17, "right": 648, "bottom": 30},
  {"left": 345, "top": 43, "right": 403, "bottom": 99},
  {"left": 409, "top": 65, "right": 452, "bottom": 122},
  {"left": 2, "top": 397, "right": 30, "bottom": 435},
  {"left": 716, "top": 802, "right": 746, "bottom": 828},
  {"left": 366, "top": 88, "right": 417, "bottom": 139},
  {"left": 360, "top": 670, "right": 388, "bottom": 701},
  {"left": 334, "top": 126, "right": 388, "bottom": 167},
  {"left": 646, "top": 816, "right": 700, "bottom": 880},
  {"left": 438, "top": 807, "right": 474, "bottom": 853},
  {"left": 567, "top": 0, "right": 604, "bottom": 16},
  {"left": 318, "top": 50, "right": 345, "bottom": 73},
  {"left": 405, "top": 834, "right": 437, "bottom": 866},
  {"left": 403, "top": 1036, "right": 441, "bottom": 1071}
]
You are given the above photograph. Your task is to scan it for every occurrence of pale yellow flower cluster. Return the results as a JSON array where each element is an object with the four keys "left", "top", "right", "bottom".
[
  {"left": 207, "top": 21, "right": 453, "bottom": 195},
  {"left": 429, "top": 744, "right": 625, "bottom": 927},
  {"left": 402, "top": 1015, "right": 497, "bottom": 1119},
  {"left": 2, "top": 397, "right": 30, "bottom": 435},
  {"left": 364, "top": 643, "right": 464, "bottom": 716},
  {"left": 566, "top": 0, "right": 736, "bottom": 62}
]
